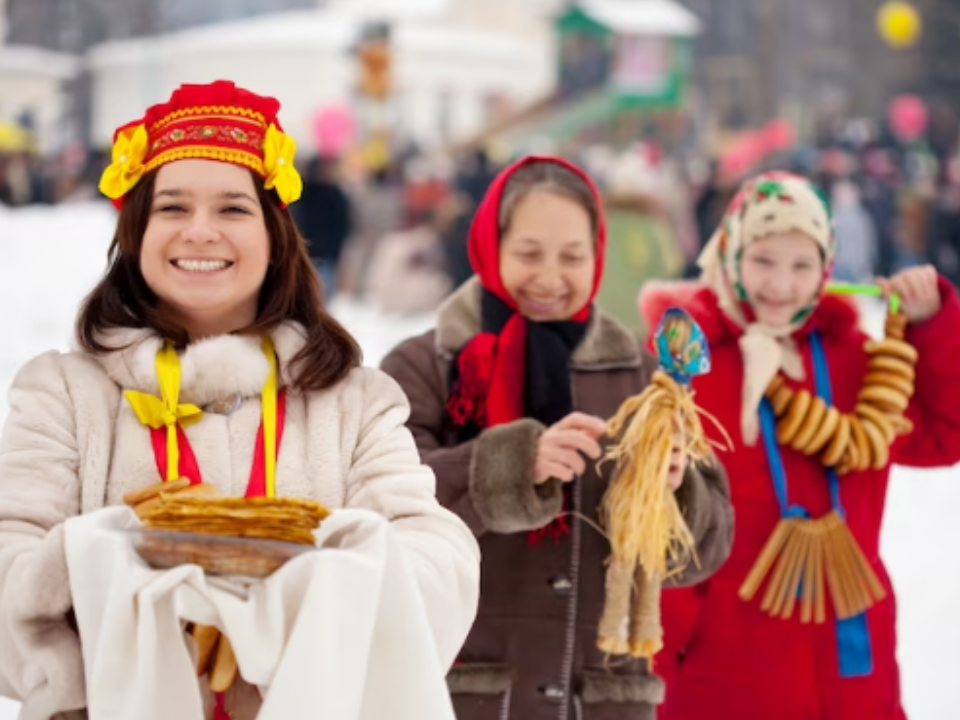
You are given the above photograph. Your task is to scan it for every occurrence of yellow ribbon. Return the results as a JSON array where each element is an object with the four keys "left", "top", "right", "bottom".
[
  {"left": 262, "top": 124, "right": 303, "bottom": 206},
  {"left": 260, "top": 337, "right": 279, "bottom": 498},
  {"left": 125, "top": 338, "right": 279, "bottom": 495},
  {"left": 125, "top": 343, "right": 203, "bottom": 481},
  {"left": 98, "top": 123, "right": 149, "bottom": 200}
]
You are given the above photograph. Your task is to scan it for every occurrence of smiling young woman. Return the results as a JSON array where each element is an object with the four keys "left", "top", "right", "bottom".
[
  {"left": 0, "top": 80, "right": 479, "bottom": 720},
  {"left": 77, "top": 154, "right": 359, "bottom": 390}
]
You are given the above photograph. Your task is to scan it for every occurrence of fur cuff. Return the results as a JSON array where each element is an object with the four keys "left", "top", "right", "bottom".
[
  {"left": 447, "top": 663, "right": 513, "bottom": 695},
  {"left": 906, "top": 275, "right": 960, "bottom": 348},
  {"left": 676, "top": 456, "right": 730, "bottom": 541},
  {"left": 469, "top": 419, "right": 562, "bottom": 534},
  {"left": 675, "top": 462, "right": 713, "bottom": 541},
  {"left": 669, "top": 456, "right": 733, "bottom": 585},
  {"left": 578, "top": 669, "right": 665, "bottom": 705},
  {"left": 10, "top": 525, "right": 73, "bottom": 623},
  {"left": 637, "top": 280, "right": 705, "bottom": 330},
  {"left": 3, "top": 525, "right": 87, "bottom": 718}
]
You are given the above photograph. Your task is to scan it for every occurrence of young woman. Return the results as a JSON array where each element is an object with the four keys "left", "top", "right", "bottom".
[
  {"left": 640, "top": 171, "right": 960, "bottom": 720},
  {"left": 381, "top": 155, "right": 734, "bottom": 720},
  {"left": 0, "top": 80, "right": 479, "bottom": 720}
]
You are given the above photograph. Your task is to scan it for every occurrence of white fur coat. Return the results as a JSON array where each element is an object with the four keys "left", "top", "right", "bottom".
[{"left": 0, "top": 322, "right": 480, "bottom": 719}]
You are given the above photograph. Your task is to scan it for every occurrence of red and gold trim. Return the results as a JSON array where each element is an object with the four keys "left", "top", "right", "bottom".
[
  {"left": 144, "top": 147, "right": 265, "bottom": 176},
  {"left": 148, "top": 105, "right": 268, "bottom": 134},
  {"left": 147, "top": 120, "right": 265, "bottom": 158}
]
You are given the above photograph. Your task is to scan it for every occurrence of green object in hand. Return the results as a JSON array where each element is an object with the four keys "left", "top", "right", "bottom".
[{"left": 825, "top": 282, "right": 900, "bottom": 314}]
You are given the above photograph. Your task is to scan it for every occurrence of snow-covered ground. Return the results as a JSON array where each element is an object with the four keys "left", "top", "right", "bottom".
[{"left": 0, "top": 201, "right": 958, "bottom": 719}]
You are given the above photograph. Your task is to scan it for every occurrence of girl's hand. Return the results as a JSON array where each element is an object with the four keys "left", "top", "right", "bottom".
[
  {"left": 668, "top": 426, "right": 687, "bottom": 491},
  {"left": 878, "top": 265, "right": 941, "bottom": 324},
  {"left": 668, "top": 443, "right": 687, "bottom": 491},
  {"left": 534, "top": 412, "right": 607, "bottom": 484}
]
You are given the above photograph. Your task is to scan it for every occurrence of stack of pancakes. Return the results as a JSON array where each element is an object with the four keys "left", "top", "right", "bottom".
[{"left": 124, "top": 480, "right": 329, "bottom": 545}]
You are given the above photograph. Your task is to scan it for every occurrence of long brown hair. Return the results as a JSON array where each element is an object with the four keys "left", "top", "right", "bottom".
[{"left": 77, "top": 168, "right": 362, "bottom": 391}]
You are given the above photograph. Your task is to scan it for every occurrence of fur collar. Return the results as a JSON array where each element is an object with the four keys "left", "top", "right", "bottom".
[
  {"left": 435, "top": 277, "right": 641, "bottom": 370},
  {"left": 85, "top": 322, "right": 309, "bottom": 406},
  {"left": 637, "top": 280, "right": 862, "bottom": 347}
]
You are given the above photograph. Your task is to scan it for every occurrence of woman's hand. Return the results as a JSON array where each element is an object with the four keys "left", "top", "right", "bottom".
[
  {"left": 878, "top": 265, "right": 941, "bottom": 324},
  {"left": 534, "top": 412, "right": 607, "bottom": 485}
]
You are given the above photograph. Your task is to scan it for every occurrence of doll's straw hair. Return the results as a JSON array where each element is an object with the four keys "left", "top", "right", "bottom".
[{"left": 599, "top": 370, "right": 731, "bottom": 579}]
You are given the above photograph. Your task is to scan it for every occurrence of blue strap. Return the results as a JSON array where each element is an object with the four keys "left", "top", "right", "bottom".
[
  {"left": 837, "top": 613, "right": 874, "bottom": 677},
  {"left": 757, "top": 331, "right": 873, "bottom": 678},
  {"left": 758, "top": 399, "right": 808, "bottom": 519},
  {"left": 809, "top": 333, "right": 844, "bottom": 516}
]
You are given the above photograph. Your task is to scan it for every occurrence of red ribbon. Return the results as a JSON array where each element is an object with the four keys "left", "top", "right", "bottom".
[{"left": 144, "top": 391, "right": 288, "bottom": 719}]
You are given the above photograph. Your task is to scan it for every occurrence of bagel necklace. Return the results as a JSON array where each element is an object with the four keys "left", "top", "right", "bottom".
[
  {"left": 739, "top": 287, "right": 916, "bottom": 677},
  {"left": 761, "top": 291, "right": 916, "bottom": 474}
]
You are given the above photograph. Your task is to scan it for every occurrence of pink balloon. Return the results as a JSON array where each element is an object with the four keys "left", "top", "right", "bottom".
[
  {"left": 888, "top": 94, "right": 928, "bottom": 142},
  {"left": 311, "top": 105, "right": 356, "bottom": 157},
  {"left": 762, "top": 118, "right": 795, "bottom": 152},
  {"left": 719, "top": 119, "right": 796, "bottom": 178},
  {"left": 720, "top": 130, "right": 767, "bottom": 177}
]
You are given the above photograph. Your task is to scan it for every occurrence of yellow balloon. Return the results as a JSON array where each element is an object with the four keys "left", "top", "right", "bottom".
[{"left": 877, "top": 1, "right": 922, "bottom": 48}]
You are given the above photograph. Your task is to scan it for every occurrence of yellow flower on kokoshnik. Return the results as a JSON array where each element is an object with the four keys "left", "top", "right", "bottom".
[
  {"left": 98, "top": 123, "right": 149, "bottom": 200},
  {"left": 263, "top": 123, "right": 302, "bottom": 206}
]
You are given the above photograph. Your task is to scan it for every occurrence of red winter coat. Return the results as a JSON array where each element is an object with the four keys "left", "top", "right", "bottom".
[{"left": 639, "top": 278, "right": 960, "bottom": 720}]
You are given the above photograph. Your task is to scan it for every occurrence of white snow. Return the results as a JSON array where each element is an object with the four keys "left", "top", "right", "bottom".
[{"left": 0, "top": 201, "right": 957, "bottom": 718}]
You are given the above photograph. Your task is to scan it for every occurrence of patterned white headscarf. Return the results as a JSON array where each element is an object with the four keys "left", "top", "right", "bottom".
[{"left": 697, "top": 172, "right": 836, "bottom": 444}]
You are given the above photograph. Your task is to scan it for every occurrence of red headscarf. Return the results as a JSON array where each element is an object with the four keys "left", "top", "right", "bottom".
[{"left": 448, "top": 155, "right": 607, "bottom": 430}]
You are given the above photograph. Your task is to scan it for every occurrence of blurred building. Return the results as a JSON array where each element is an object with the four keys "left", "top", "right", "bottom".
[
  {"left": 0, "top": 0, "right": 78, "bottom": 155},
  {"left": 5, "top": 0, "right": 321, "bottom": 47},
  {"left": 5, "top": 0, "right": 328, "bottom": 147},
  {"left": 6, "top": 0, "right": 960, "bottom": 154},
  {"left": 0, "top": 45, "right": 77, "bottom": 154},
  {"left": 465, "top": 0, "right": 701, "bottom": 155},
  {"left": 83, "top": 1, "right": 555, "bottom": 154},
  {"left": 4, "top": 0, "right": 557, "bottom": 154}
]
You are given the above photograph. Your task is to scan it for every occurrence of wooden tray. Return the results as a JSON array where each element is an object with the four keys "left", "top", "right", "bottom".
[{"left": 126, "top": 528, "right": 315, "bottom": 578}]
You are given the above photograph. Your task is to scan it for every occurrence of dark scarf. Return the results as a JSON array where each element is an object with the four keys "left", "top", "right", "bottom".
[{"left": 448, "top": 288, "right": 590, "bottom": 433}]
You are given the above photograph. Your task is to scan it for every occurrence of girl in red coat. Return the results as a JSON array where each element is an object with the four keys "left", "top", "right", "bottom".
[{"left": 639, "top": 171, "right": 960, "bottom": 720}]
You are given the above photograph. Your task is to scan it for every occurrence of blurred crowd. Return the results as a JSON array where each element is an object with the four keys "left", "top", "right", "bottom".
[{"left": 5, "top": 113, "right": 960, "bottom": 319}]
